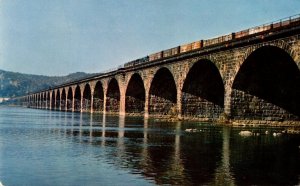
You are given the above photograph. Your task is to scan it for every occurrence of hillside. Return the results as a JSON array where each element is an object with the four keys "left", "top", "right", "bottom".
[{"left": 0, "top": 69, "right": 98, "bottom": 98}]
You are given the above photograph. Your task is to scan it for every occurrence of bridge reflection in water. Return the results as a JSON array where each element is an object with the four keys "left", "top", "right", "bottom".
[{"left": 51, "top": 111, "right": 299, "bottom": 185}]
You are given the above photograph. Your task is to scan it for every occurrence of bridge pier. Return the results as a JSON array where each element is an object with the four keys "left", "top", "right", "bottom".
[
  {"left": 223, "top": 86, "right": 232, "bottom": 120},
  {"left": 176, "top": 82, "right": 183, "bottom": 120},
  {"left": 72, "top": 94, "right": 75, "bottom": 112},
  {"left": 49, "top": 92, "right": 52, "bottom": 110},
  {"left": 64, "top": 91, "right": 67, "bottom": 111},
  {"left": 119, "top": 90, "right": 126, "bottom": 116},
  {"left": 144, "top": 91, "right": 149, "bottom": 118},
  {"left": 45, "top": 93, "right": 48, "bottom": 109},
  {"left": 103, "top": 87, "right": 107, "bottom": 115},
  {"left": 90, "top": 94, "right": 94, "bottom": 113},
  {"left": 80, "top": 95, "right": 83, "bottom": 112}
]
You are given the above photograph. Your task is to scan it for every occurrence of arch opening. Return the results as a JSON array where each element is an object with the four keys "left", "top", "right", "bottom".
[
  {"left": 106, "top": 78, "right": 120, "bottom": 113},
  {"left": 83, "top": 84, "right": 91, "bottom": 112},
  {"left": 93, "top": 81, "right": 104, "bottom": 112},
  {"left": 149, "top": 68, "right": 177, "bottom": 116},
  {"left": 38, "top": 94, "right": 41, "bottom": 108},
  {"left": 39, "top": 94, "right": 43, "bottom": 108},
  {"left": 46, "top": 92, "right": 50, "bottom": 109},
  {"left": 182, "top": 60, "right": 224, "bottom": 119},
  {"left": 125, "top": 73, "right": 145, "bottom": 114},
  {"left": 43, "top": 93, "right": 47, "bottom": 108},
  {"left": 74, "top": 86, "right": 81, "bottom": 112},
  {"left": 37, "top": 94, "right": 40, "bottom": 108},
  {"left": 35, "top": 95, "right": 38, "bottom": 108},
  {"left": 29, "top": 96, "right": 32, "bottom": 107},
  {"left": 61, "top": 89, "right": 66, "bottom": 111},
  {"left": 55, "top": 91, "right": 60, "bottom": 110},
  {"left": 231, "top": 46, "right": 300, "bottom": 120},
  {"left": 33, "top": 95, "right": 36, "bottom": 107},
  {"left": 34, "top": 95, "right": 37, "bottom": 108},
  {"left": 67, "top": 88, "right": 73, "bottom": 111},
  {"left": 41, "top": 93, "right": 45, "bottom": 109},
  {"left": 51, "top": 90, "right": 55, "bottom": 110}
]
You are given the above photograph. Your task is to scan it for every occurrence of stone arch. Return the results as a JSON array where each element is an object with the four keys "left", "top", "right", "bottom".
[
  {"left": 33, "top": 95, "right": 36, "bottom": 107},
  {"left": 147, "top": 66, "right": 176, "bottom": 89},
  {"left": 43, "top": 93, "right": 45, "bottom": 108},
  {"left": 124, "top": 71, "right": 146, "bottom": 88},
  {"left": 39, "top": 93, "right": 42, "bottom": 108},
  {"left": 66, "top": 87, "right": 73, "bottom": 111},
  {"left": 38, "top": 93, "right": 41, "bottom": 107},
  {"left": 182, "top": 59, "right": 224, "bottom": 119},
  {"left": 231, "top": 45, "right": 300, "bottom": 120},
  {"left": 55, "top": 90, "right": 60, "bottom": 110},
  {"left": 290, "top": 41, "right": 300, "bottom": 69},
  {"left": 125, "top": 73, "right": 145, "bottom": 114},
  {"left": 41, "top": 92, "right": 45, "bottom": 108},
  {"left": 32, "top": 94, "right": 35, "bottom": 107},
  {"left": 28, "top": 95, "right": 31, "bottom": 107},
  {"left": 149, "top": 67, "right": 177, "bottom": 116},
  {"left": 33, "top": 94, "right": 35, "bottom": 107},
  {"left": 178, "top": 58, "right": 201, "bottom": 85},
  {"left": 61, "top": 89, "right": 66, "bottom": 111},
  {"left": 51, "top": 90, "right": 55, "bottom": 110},
  {"left": 43, "top": 92, "right": 46, "bottom": 108},
  {"left": 38, "top": 94, "right": 40, "bottom": 107},
  {"left": 36, "top": 93, "right": 39, "bottom": 108},
  {"left": 106, "top": 78, "right": 120, "bottom": 113},
  {"left": 74, "top": 85, "right": 81, "bottom": 112},
  {"left": 34, "top": 94, "right": 38, "bottom": 108},
  {"left": 93, "top": 81, "right": 104, "bottom": 112},
  {"left": 82, "top": 83, "right": 92, "bottom": 112},
  {"left": 230, "top": 41, "right": 296, "bottom": 88},
  {"left": 46, "top": 91, "right": 50, "bottom": 109}
]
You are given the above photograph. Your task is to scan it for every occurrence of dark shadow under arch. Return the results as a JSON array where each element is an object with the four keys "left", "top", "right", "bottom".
[
  {"left": 37, "top": 94, "right": 40, "bottom": 108},
  {"left": 231, "top": 45, "right": 300, "bottom": 120},
  {"left": 46, "top": 92, "right": 50, "bottom": 109},
  {"left": 74, "top": 86, "right": 81, "bottom": 112},
  {"left": 125, "top": 73, "right": 145, "bottom": 114},
  {"left": 61, "top": 89, "right": 66, "bottom": 111},
  {"left": 34, "top": 95, "right": 36, "bottom": 107},
  {"left": 93, "top": 81, "right": 104, "bottom": 112},
  {"left": 83, "top": 84, "right": 91, "bottom": 112},
  {"left": 51, "top": 90, "right": 55, "bottom": 110},
  {"left": 182, "top": 59, "right": 224, "bottom": 119},
  {"left": 41, "top": 93, "right": 45, "bottom": 108},
  {"left": 149, "top": 68, "right": 177, "bottom": 116},
  {"left": 67, "top": 88, "right": 73, "bottom": 111},
  {"left": 55, "top": 90, "right": 60, "bottom": 110},
  {"left": 106, "top": 78, "right": 120, "bottom": 113}
]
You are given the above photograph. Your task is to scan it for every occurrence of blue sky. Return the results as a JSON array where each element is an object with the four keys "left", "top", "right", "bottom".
[{"left": 0, "top": 0, "right": 299, "bottom": 76}]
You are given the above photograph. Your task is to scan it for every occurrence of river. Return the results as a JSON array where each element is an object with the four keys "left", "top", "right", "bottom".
[{"left": 0, "top": 107, "right": 299, "bottom": 185}]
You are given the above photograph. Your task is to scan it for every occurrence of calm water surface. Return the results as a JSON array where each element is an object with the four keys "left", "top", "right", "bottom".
[{"left": 0, "top": 107, "right": 299, "bottom": 186}]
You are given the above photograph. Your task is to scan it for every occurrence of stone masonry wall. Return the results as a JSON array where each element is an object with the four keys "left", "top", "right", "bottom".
[{"left": 231, "top": 89, "right": 299, "bottom": 121}]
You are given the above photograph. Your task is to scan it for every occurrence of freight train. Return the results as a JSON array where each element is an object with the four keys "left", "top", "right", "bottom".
[{"left": 124, "top": 14, "right": 300, "bottom": 68}]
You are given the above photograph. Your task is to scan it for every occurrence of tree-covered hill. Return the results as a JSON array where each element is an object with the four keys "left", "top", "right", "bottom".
[{"left": 0, "top": 69, "right": 98, "bottom": 98}]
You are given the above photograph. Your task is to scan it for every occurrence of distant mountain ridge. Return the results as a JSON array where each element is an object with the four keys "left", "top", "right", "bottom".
[{"left": 0, "top": 69, "right": 98, "bottom": 98}]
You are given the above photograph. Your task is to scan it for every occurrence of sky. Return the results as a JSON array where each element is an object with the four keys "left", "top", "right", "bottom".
[{"left": 0, "top": 0, "right": 299, "bottom": 76}]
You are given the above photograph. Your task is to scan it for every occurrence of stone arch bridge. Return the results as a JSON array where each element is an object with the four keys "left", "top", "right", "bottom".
[{"left": 19, "top": 16, "right": 300, "bottom": 125}]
